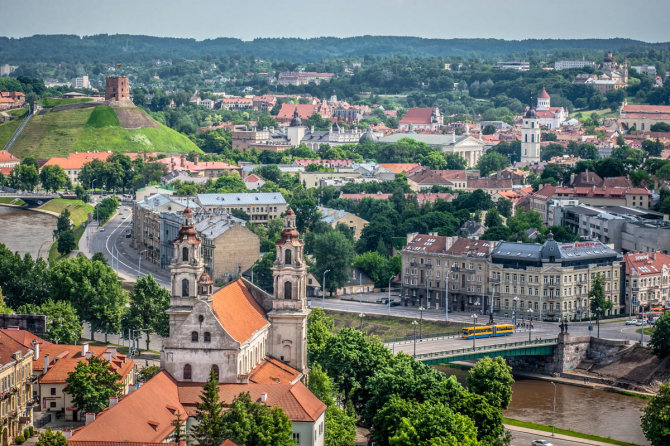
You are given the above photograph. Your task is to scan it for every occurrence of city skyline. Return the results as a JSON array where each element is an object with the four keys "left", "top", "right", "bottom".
[{"left": 2, "top": 0, "right": 670, "bottom": 43}]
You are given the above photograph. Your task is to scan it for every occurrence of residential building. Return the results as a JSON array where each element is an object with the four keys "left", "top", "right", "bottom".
[
  {"left": 318, "top": 207, "right": 369, "bottom": 240},
  {"left": 41, "top": 151, "right": 113, "bottom": 185},
  {"left": 336, "top": 268, "right": 375, "bottom": 296},
  {"left": 277, "top": 71, "right": 334, "bottom": 86},
  {"left": 379, "top": 132, "right": 484, "bottom": 167},
  {"left": 398, "top": 108, "right": 443, "bottom": 131},
  {"left": 0, "top": 150, "right": 20, "bottom": 176},
  {"left": 68, "top": 209, "right": 326, "bottom": 445},
  {"left": 298, "top": 172, "right": 363, "bottom": 189},
  {"left": 243, "top": 174, "right": 266, "bottom": 190},
  {"left": 443, "top": 238, "right": 493, "bottom": 312},
  {"left": 196, "top": 193, "right": 287, "bottom": 224},
  {"left": 0, "top": 331, "right": 34, "bottom": 441},
  {"left": 340, "top": 192, "right": 454, "bottom": 205},
  {"left": 619, "top": 104, "right": 670, "bottom": 132},
  {"left": 158, "top": 154, "right": 241, "bottom": 178},
  {"left": 159, "top": 210, "right": 259, "bottom": 281},
  {"left": 624, "top": 252, "right": 670, "bottom": 314},
  {"left": 494, "top": 61, "right": 530, "bottom": 71},
  {"left": 489, "top": 236, "right": 623, "bottom": 320},
  {"left": 631, "top": 65, "right": 657, "bottom": 77},
  {"left": 554, "top": 60, "right": 596, "bottom": 70},
  {"left": 0, "top": 92, "right": 25, "bottom": 110},
  {"left": 70, "top": 76, "right": 90, "bottom": 89},
  {"left": 406, "top": 169, "right": 479, "bottom": 192}
]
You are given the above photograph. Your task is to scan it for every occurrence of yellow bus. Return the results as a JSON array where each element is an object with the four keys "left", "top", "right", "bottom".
[{"left": 461, "top": 324, "right": 514, "bottom": 339}]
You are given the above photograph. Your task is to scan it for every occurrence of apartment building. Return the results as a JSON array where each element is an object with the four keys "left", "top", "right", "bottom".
[
  {"left": 624, "top": 252, "right": 670, "bottom": 314},
  {"left": 196, "top": 193, "right": 287, "bottom": 224}
]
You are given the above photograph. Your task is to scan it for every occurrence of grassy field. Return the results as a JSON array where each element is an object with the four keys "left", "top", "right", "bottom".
[
  {"left": 7, "top": 108, "right": 27, "bottom": 118},
  {"left": 39, "top": 199, "right": 94, "bottom": 226},
  {"left": 39, "top": 97, "right": 93, "bottom": 107},
  {"left": 323, "top": 309, "right": 464, "bottom": 341},
  {"left": 11, "top": 106, "right": 201, "bottom": 159},
  {"left": 0, "top": 198, "right": 26, "bottom": 205},
  {"left": 86, "top": 106, "right": 121, "bottom": 128},
  {"left": 0, "top": 116, "right": 24, "bottom": 148},
  {"left": 503, "top": 418, "right": 640, "bottom": 446}
]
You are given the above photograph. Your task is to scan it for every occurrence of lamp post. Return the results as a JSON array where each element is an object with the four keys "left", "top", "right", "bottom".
[
  {"left": 412, "top": 320, "right": 418, "bottom": 357},
  {"left": 359, "top": 272, "right": 363, "bottom": 304},
  {"left": 579, "top": 284, "right": 583, "bottom": 323},
  {"left": 359, "top": 313, "right": 365, "bottom": 332},
  {"left": 513, "top": 296, "right": 518, "bottom": 325},
  {"left": 551, "top": 381, "right": 557, "bottom": 437},
  {"left": 445, "top": 273, "right": 449, "bottom": 322},
  {"left": 419, "top": 306, "right": 425, "bottom": 340},
  {"left": 471, "top": 314, "right": 478, "bottom": 349},
  {"left": 322, "top": 269, "right": 330, "bottom": 306},
  {"left": 596, "top": 306, "right": 601, "bottom": 339},
  {"left": 527, "top": 308, "right": 533, "bottom": 342},
  {"left": 138, "top": 249, "right": 148, "bottom": 277}
]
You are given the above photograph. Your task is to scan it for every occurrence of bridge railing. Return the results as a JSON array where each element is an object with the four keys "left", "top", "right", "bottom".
[{"left": 415, "top": 338, "right": 558, "bottom": 360}]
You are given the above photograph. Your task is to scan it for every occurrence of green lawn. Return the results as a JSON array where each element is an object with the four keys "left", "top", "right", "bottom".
[
  {"left": 503, "top": 418, "right": 640, "bottom": 446},
  {"left": 39, "top": 97, "right": 93, "bottom": 107},
  {"left": 0, "top": 198, "right": 26, "bottom": 205},
  {"left": 0, "top": 117, "right": 24, "bottom": 148},
  {"left": 39, "top": 199, "right": 94, "bottom": 226},
  {"left": 86, "top": 105, "right": 121, "bottom": 128},
  {"left": 7, "top": 108, "right": 27, "bottom": 118},
  {"left": 323, "top": 309, "right": 464, "bottom": 341},
  {"left": 11, "top": 106, "right": 200, "bottom": 159}
]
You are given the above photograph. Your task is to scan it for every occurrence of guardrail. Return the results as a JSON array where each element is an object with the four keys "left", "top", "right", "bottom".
[{"left": 415, "top": 338, "right": 559, "bottom": 360}]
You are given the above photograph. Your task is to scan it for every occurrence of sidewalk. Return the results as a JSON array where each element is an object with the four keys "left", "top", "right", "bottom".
[{"left": 505, "top": 423, "right": 630, "bottom": 446}]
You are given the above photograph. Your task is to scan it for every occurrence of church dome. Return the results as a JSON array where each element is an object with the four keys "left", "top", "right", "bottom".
[
  {"left": 524, "top": 107, "right": 537, "bottom": 118},
  {"left": 290, "top": 108, "right": 302, "bottom": 127},
  {"left": 538, "top": 88, "right": 550, "bottom": 99},
  {"left": 359, "top": 126, "right": 376, "bottom": 143}
]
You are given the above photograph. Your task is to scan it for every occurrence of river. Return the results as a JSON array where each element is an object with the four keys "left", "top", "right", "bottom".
[
  {"left": 436, "top": 366, "right": 649, "bottom": 445},
  {"left": 0, "top": 206, "right": 57, "bottom": 258}
]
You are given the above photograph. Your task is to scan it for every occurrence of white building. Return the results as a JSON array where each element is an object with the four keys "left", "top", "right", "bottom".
[
  {"left": 535, "top": 89, "right": 569, "bottom": 129},
  {"left": 70, "top": 75, "right": 90, "bottom": 89},
  {"left": 521, "top": 107, "right": 541, "bottom": 164},
  {"left": 554, "top": 60, "right": 596, "bottom": 70}
]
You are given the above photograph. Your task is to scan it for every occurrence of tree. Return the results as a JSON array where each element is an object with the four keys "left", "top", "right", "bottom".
[
  {"left": 307, "top": 308, "right": 334, "bottom": 364},
  {"left": 650, "top": 122, "right": 670, "bottom": 132},
  {"left": 496, "top": 198, "right": 513, "bottom": 218},
  {"left": 54, "top": 209, "right": 72, "bottom": 239},
  {"left": 57, "top": 230, "right": 76, "bottom": 255},
  {"left": 589, "top": 273, "right": 613, "bottom": 316},
  {"left": 444, "top": 153, "right": 467, "bottom": 170},
  {"left": 476, "top": 152, "right": 510, "bottom": 177},
  {"left": 481, "top": 225, "right": 511, "bottom": 241},
  {"left": 138, "top": 365, "right": 161, "bottom": 382},
  {"left": 91, "top": 252, "right": 107, "bottom": 264},
  {"left": 466, "top": 356, "right": 515, "bottom": 409},
  {"left": 642, "top": 139, "right": 664, "bottom": 157},
  {"left": 482, "top": 124, "right": 497, "bottom": 135},
  {"left": 221, "top": 392, "right": 294, "bottom": 446},
  {"left": 325, "top": 405, "right": 357, "bottom": 446},
  {"left": 353, "top": 251, "right": 394, "bottom": 286},
  {"left": 253, "top": 165, "right": 282, "bottom": 183},
  {"left": 123, "top": 275, "right": 170, "bottom": 349},
  {"left": 484, "top": 209, "right": 503, "bottom": 228},
  {"left": 38, "top": 300, "right": 82, "bottom": 344},
  {"left": 641, "top": 379, "right": 670, "bottom": 446},
  {"left": 649, "top": 311, "right": 670, "bottom": 359},
  {"left": 64, "top": 356, "right": 122, "bottom": 415},
  {"left": 311, "top": 230, "right": 355, "bottom": 294},
  {"left": 16, "top": 163, "right": 39, "bottom": 191},
  {"left": 191, "top": 368, "right": 226, "bottom": 446},
  {"left": 39, "top": 165, "right": 68, "bottom": 192},
  {"left": 36, "top": 428, "right": 68, "bottom": 446},
  {"left": 212, "top": 175, "right": 247, "bottom": 193}
]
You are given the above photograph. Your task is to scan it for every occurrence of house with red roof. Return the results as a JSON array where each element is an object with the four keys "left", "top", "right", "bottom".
[
  {"left": 0, "top": 92, "right": 25, "bottom": 110},
  {"left": 243, "top": 174, "right": 266, "bottom": 190},
  {"left": 0, "top": 330, "right": 34, "bottom": 440},
  {"left": 624, "top": 251, "right": 670, "bottom": 313},
  {"left": 398, "top": 107, "right": 443, "bottom": 131},
  {"left": 276, "top": 102, "right": 332, "bottom": 124},
  {"left": 0, "top": 149, "right": 20, "bottom": 176},
  {"left": 158, "top": 154, "right": 241, "bottom": 178},
  {"left": 69, "top": 210, "right": 326, "bottom": 445}
]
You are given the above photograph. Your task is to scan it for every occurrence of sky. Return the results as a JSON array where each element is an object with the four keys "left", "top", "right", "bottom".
[{"left": 2, "top": 0, "right": 670, "bottom": 43}]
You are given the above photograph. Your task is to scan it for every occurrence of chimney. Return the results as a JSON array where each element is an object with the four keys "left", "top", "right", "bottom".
[
  {"left": 109, "top": 396, "right": 119, "bottom": 408},
  {"left": 44, "top": 354, "right": 50, "bottom": 374},
  {"left": 194, "top": 154, "right": 199, "bottom": 165},
  {"left": 109, "top": 346, "right": 117, "bottom": 358},
  {"left": 260, "top": 393, "right": 268, "bottom": 403},
  {"left": 85, "top": 351, "right": 92, "bottom": 359},
  {"left": 32, "top": 341, "right": 40, "bottom": 361},
  {"left": 180, "top": 154, "right": 185, "bottom": 167},
  {"left": 104, "top": 351, "right": 112, "bottom": 362},
  {"left": 81, "top": 342, "right": 89, "bottom": 357},
  {"left": 85, "top": 413, "right": 96, "bottom": 425},
  {"left": 61, "top": 430, "right": 73, "bottom": 439}
]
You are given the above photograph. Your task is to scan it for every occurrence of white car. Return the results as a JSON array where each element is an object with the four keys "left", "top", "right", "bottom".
[
  {"left": 625, "top": 319, "right": 636, "bottom": 325},
  {"left": 531, "top": 440, "right": 553, "bottom": 446},
  {"left": 121, "top": 216, "right": 127, "bottom": 220}
]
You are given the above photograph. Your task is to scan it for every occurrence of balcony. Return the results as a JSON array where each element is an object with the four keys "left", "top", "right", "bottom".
[{"left": 451, "top": 266, "right": 460, "bottom": 272}]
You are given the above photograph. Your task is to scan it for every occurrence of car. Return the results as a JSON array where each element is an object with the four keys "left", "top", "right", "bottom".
[
  {"left": 635, "top": 320, "right": 644, "bottom": 326},
  {"left": 121, "top": 216, "right": 127, "bottom": 220},
  {"left": 376, "top": 297, "right": 389, "bottom": 304},
  {"left": 625, "top": 319, "right": 636, "bottom": 325},
  {"left": 390, "top": 300, "right": 401, "bottom": 307},
  {"left": 99, "top": 227, "right": 105, "bottom": 232},
  {"left": 531, "top": 440, "right": 553, "bottom": 446}
]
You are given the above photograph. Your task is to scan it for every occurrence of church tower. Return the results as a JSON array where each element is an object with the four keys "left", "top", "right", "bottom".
[
  {"left": 268, "top": 209, "right": 309, "bottom": 374},
  {"left": 537, "top": 88, "right": 550, "bottom": 110},
  {"left": 521, "top": 105, "right": 541, "bottom": 164},
  {"left": 166, "top": 207, "right": 213, "bottom": 335}
]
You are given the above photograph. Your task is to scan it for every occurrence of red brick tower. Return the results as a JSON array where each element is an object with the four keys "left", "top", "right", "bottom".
[{"left": 105, "top": 76, "right": 130, "bottom": 101}]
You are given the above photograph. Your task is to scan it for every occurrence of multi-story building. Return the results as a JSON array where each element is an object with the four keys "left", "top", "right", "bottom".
[
  {"left": 398, "top": 108, "right": 443, "bottom": 131},
  {"left": 554, "top": 60, "right": 596, "bottom": 70},
  {"left": 494, "top": 61, "right": 530, "bottom": 71},
  {"left": 489, "top": 236, "right": 623, "bottom": 321},
  {"left": 196, "top": 193, "right": 287, "bottom": 225},
  {"left": 624, "top": 252, "right": 670, "bottom": 314},
  {"left": 443, "top": 238, "right": 494, "bottom": 313},
  {"left": 70, "top": 75, "right": 90, "bottom": 89},
  {"left": 318, "top": 207, "right": 369, "bottom": 240},
  {"left": 619, "top": 104, "right": 670, "bottom": 132},
  {"left": 0, "top": 331, "right": 34, "bottom": 440}
]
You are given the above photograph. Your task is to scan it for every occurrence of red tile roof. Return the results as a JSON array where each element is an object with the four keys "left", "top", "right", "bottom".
[
  {"left": 446, "top": 238, "right": 492, "bottom": 257},
  {"left": 404, "top": 234, "right": 449, "bottom": 254},
  {"left": 276, "top": 103, "right": 317, "bottom": 121},
  {"left": 621, "top": 104, "right": 670, "bottom": 121},
  {"left": 0, "top": 150, "right": 20, "bottom": 164},
  {"left": 158, "top": 156, "right": 239, "bottom": 174},
  {"left": 210, "top": 279, "right": 269, "bottom": 344},
  {"left": 0, "top": 329, "right": 50, "bottom": 349},
  {"left": 38, "top": 344, "right": 134, "bottom": 383},
  {"left": 399, "top": 108, "right": 435, "bottom": 125},
  {"left": 248, "top": 357, "right": 301, "bottom": 385},
  {"left": 378, "top": 163, "right": 422, "bottom": 174},
  {"left": 624, "top": 252, "right": 670, "bottom": 276},
  {"left": 42, "top": 152, "right": 112, "bottom": 170},
  {"left": 0, "top": 331, "right": 32, "bottom": 366}
]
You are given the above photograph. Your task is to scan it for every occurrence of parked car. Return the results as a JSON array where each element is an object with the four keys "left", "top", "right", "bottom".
[
  {"left": 625, "top": 319, "right": 636, "bottom": 325},
  {"left": 531, "top": 440, "right": 553, "bottom": 446},
  {"left": 99, "top": 227, "right": 105, "bottom": 232},
  {"left": 390, "top": 300, "right": 401, "bottom": 307},
  {"left": 635, "top": 320, "right": 644, "bottom": 326}
]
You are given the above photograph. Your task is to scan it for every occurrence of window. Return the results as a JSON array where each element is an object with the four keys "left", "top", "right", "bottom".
[
  {"left": 182, "top": 279, "right": 189, "bottom": 297},
  {"left": 204, "top": 332, "right": 211, "bottom": 343},
  {"left": 182, "top": 247, "right": 189, "bottom": 262},
  {"left": 284, "top": 281, "right": 292, "bottom": 300},
  {"left": 292, "top": 432, "right": 300, "bottom": 443},
  {"left": 50, "top": 387, "right": 56, "bottom": 396},
  {"left": 191, "top": 331, "right": 198, "bottom": 342},
  {"left": 183, "top": 364, "right": 192, "bottom": 380},
  {"left": 285, "top": 249, "right": 292, "bottom": 265},
  {"left": 50, "top": 401, "right": 56, "bottom": 408}
]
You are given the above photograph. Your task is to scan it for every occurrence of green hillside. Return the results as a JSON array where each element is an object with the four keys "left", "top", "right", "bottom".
[{"left": 10, "top": 105, "right": 200, "bottom": 159}]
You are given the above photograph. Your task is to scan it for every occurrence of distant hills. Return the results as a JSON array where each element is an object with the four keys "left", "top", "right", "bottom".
[
  {"left": 1, "top": 35, "right": 669, "bottom": 64},
  {"left": 10, "top": 104, "right": 200, "bottom": 160}
]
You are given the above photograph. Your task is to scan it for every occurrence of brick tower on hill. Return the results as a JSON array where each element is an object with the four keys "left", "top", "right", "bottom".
[{"left": 105, "top": 76, "right": 130, "bottom": 101}]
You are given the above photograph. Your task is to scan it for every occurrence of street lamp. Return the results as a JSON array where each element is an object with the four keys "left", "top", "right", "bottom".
[
  {"left": 471, "top": 314, "right": 478, "bottom": 349},
  {"left": 579, "top": 284, "right": 583, "bottom": 323},
  {"left": 418, "top": 306, "right": 425, "bottom": 340},
  {"left": 411, "top": 320, "right": 419, "bottom": 357},
  {"left": 551, "top": 381, "right": 557, "bottom": 437},
  {"left": 359, "top": 313, "right": 365, "bottom": 332},
  {"left": 527, "top": 308, "right": 533, "bottom": 342},
  {"left": 138, "top": 249, "right": 148, "bottom": 277},
  {"left": 596, "top": 306, "right": 601, "bottom": 339},
  {"left": 322, "top": 269, "right": 330, "bottom": 306},
  {"left": 513, "top": 296, "right": 518, "bottom": 325}
]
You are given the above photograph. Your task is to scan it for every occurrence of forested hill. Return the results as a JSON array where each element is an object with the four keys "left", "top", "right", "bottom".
[{"left": 2, "top": 34, "right": 669, "bottom": 64}]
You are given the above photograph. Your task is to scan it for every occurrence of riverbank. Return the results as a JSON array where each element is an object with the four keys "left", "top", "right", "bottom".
[
  {"left": 0, "top": 206, "right": 57, "bottom": 258},
  {"left": 504, "top": 418, "right": 642, "bottom": 446}
]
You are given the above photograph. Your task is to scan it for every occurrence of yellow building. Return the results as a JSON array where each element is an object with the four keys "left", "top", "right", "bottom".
[
  {"left": 0, "top": 331, "right": 34, "bottom": 444},
  {"left": 318, "top": 207, "right": 369, "bottom": 240}
]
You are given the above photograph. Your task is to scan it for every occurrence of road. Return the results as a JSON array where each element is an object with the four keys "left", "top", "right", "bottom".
[{"left": 509, "top": 428, "right": 613, "bottom": 446}]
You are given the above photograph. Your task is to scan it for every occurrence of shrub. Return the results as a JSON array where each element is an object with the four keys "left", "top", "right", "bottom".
[
  {"left": 15, "top": 435, "right": 25, "bottom": 444},
  {"left": 23, "top": 428, "right": 29, "bottom": 438},
  {"left": 28, "top": 426, "right": 34, "bottom": 436}
]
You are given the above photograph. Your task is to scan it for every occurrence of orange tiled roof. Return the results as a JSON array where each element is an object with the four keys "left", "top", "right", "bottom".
[
  {"left": 0, "top": 150, "right": 20, "bottom": 164},
  {"left": 399, "top": 108, "right": 435, "bottom": 125},
  {"left": 69, "top": 371, "right": 185, "bottom": 443},
  {"left": 210, "top": 279, "right": 269, "bottom": 344},
  {"left": 0, "top": 331, "right": 31, "bottom": 366},
  {"left": 42, "top": 152, "right": 112, "bottom": 170},
  {"left": 378, "top": 163, "right": 422, "bottom": 174},
  {"left": 249, "top": 357, "right": 301, "bottom": 385},
  {"left": 276, "top": 103, "right": 317, "bottom": 120},
  {"left": 625, "top": 252, "right": 670, "bottom": 276},
  {"left": 38, "top": 344, "right": 134, "bottom": 383},
  {"left": 0, "top": 329, "right": 50, "bottom": 349}
]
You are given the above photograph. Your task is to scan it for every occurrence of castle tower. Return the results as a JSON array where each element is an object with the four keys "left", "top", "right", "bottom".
[
  {"left": 537, "top": 88, "right": 551, "bottom": 110},
  {"left": 521, "top": 106, "right": 541, "bottom": 164},
  {"left": 104, "top": 76, "right": 130, "bottom": 102},
  {"left": 166, "top": 208, "right": 211, "bottom": 335},
  {"left": 268, "top": 209, "right": 309, "bottom": 374}
]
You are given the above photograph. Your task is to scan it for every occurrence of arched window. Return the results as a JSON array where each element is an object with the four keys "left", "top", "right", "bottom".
[
  {"left": 211, "top": 365, "right": 219, "bottom": 380},
  {"left": 204, "top": 332, "right": 211, "bottom": 343},
  {"left": 284, "top": 281, "right": 292, "bottom": 300},
  {"left": 191, "top": 331, "right": 198, "bottom": 342},
  {"left": 284, "top": 249, "right": 292, "bottom": 265},
  {"left": 182, "top": 247, "right": 189, "bottom": 262},
  {"left": 183, "top": 364, "right": 192, "bottom": 380},
  {"left": 182, "top": 279, "right": 189, "bottom": 297}
]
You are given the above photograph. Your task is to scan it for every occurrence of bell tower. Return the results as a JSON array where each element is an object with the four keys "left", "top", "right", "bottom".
[
  {"left": 166, "top": 208, "right": 212, "bottom": 335},
  {"left": 521, "top": 104, "right": 541, "bottom": 164},
  {"left": 268, "top": 209, "right": 309, "bottom": 374}
]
